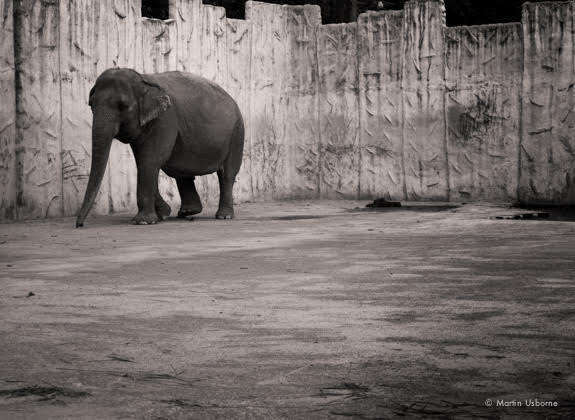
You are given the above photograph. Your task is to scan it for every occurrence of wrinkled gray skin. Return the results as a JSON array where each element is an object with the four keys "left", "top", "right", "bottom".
[{"left": 76, "top": 68, "right": 244, "bottom": 227}]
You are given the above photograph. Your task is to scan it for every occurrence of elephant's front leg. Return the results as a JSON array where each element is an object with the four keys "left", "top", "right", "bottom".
[{"left": 133, "top": 164, "right": 161, "bottom": 225}]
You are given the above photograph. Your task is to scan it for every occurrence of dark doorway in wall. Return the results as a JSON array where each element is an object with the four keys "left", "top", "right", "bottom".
[
  {"left": 142, "top": 0, "right": 169, "bottom": 20},
  {"left": 203, "top": 1, "right": 245, "bottom": 20}
]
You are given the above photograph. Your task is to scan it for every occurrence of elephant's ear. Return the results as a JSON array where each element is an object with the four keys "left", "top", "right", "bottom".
[
  {"left": 138, "top": 76, "right": 172, "bottom": 127},
  {"left": 88, "top": 86, "right": 95, "bottom": 107}
]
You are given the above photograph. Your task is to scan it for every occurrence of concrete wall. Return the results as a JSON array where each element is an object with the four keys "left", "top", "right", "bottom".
[
  {"left": 1, "top": 0, "right": 574, "bottom": 222},
  {"left": 0, "top": 0, "right": 16, "bottom": 220}
]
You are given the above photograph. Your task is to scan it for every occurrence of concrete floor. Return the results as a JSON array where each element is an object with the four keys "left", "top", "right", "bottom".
[{"left": 0, "top": 200, "right": 574, "bottom": 419}]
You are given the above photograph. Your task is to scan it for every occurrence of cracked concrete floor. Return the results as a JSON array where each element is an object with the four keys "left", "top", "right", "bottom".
[{"left": 0, "top": 201, "right": 574, "bottom": 419}]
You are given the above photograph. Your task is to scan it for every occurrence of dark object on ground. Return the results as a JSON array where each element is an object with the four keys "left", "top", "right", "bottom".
[
  {"left": 367, "top": 198, "right": 402, "bottom": 208},
  {"left": 352, "top": 204, "right": 459, "bottom": 213},
  {"left": 0, "top": 386, "right": 90, "bottom": 400},
  {"left": 495, "top": 213, "right": 550, "bottom": 220},
  {"left": 26, "top": 292, "right": 34, "bottom": 297},
  {"left": 510, "top": 204, "right": 575, "bottom": 221}
]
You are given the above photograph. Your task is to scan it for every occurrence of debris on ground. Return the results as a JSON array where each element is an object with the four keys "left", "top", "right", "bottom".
[
  {"left": 161, "top": 399, "right": 204, "bottom": 408},
  {"left": 0, "top": 386, "right": 90, "bottom": 401},
  {"left": 106, "top": 354, "right": 136, "bottom": 363}
]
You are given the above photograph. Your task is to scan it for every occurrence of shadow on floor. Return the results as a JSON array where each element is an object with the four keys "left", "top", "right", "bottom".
[{"left": 506, "top": 205, "right": 575, "bottom": 222}]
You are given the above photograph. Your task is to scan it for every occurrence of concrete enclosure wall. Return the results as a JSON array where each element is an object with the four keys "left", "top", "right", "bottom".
[{"left": 1, "top": 0, "right": 575, "bottom": 221}]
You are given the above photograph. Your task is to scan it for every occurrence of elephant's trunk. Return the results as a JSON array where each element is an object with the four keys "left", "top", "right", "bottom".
[{"left": 76, "top": 115, "right": 117, "bottom": 227}]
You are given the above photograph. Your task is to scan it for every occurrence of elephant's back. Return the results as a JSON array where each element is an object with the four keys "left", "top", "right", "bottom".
[{"left": 149, "top": 71, "right": 240, "bottom": 121}]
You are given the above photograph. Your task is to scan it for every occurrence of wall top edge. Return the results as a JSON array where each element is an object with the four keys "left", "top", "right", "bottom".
[
  {"left": 246, "top": 1, "right": 320, "bottom": 11},
  {"left": 523, "top": 0, "right": 573, "bottom": 5},
  {"left": 357, "top": 9, "right": 404, "bottom": 20},
  {"left": 142, "top": 17, "right": 175, "bottom": 24},
  {"left": 445, "top": 22, "right": 522, "bottom": 33},
  {"left": 320, "top": 22, "right": 358, "bottom": 30}
]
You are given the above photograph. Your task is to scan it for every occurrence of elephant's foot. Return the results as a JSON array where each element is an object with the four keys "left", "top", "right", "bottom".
[
  {"left": 155, "top": 201, "right": 171, "bottom": 221},
  {"left": 178, "top": 206, "right": 202, "bottom": 220},
  {"left": 215, "top": 207, "right": 234, "bottom": 220},
  {"left": 132, "top": 212, "right": 159, "bottom": 225}
]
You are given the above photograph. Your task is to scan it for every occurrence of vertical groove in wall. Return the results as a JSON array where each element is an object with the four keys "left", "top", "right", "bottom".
[
  {"left": 355, "top": 17, "right": 362, "bottom": 200},
  {"left": 57, "top": 0, "right": 64, "bottom": 214},
  {"left": 440, "top": 10, "right": 450, "bottom": 202},
  {"left": 248, "top": 13, "right": 254, "bottom": 200},
  {"left": 517, "top": 5, "right": 527, "bottom": 203},
  {"left": 13, "top": 0, "right": 23, "bottom": 218},
  {"left": 106, "top": 0, "right": 113, "bottom": 214},
  {"left": 0, "top": 0, "right": 17, "bottom": 220},
  {"left": 313, "top": 20, "right": 323, "bottom": 198},
  {"left": 246, "top": 2, "right": 254, "bottom": 199},
  {"left": 399, "top": 11, "right": 407, "bottom": 201}
]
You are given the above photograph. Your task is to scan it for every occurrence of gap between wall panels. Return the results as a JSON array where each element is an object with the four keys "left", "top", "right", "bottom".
[{"left": 1, "top": 0, "right": 574, "bottom": 221}]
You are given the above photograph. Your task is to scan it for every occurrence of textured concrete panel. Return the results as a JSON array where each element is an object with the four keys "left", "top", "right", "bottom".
[
  {"left": 318, "top": 23, "right": 360, "bottom": 199},
  {"left": 14, "top": 0, "right": 63, "bottom": 219},
  {"left": 227, "top": 18, "right": 253, "bottom": 202},
  {"left": 358, "top": 10, "right": 405, "bottom": 200},
  {"left": 196, "top": 4, "right": 228, "bottom": 209},
  {"left": 402, "top": 0, "right": 448, "bottom": 201},
  {"left": 247, "top": 1, "right": 288, "bottom": 200},
  {"left": 520, "top": 1, "right": 575, "bottom": 204},
  {"left": 0, "top": 0, "right": 16, "bottom": 220},
  {"left": 284, "top": 5, "right": 321, "bottom": 199},
  {"left": 445, "top": 24, "right": 522, "bottom": 202},
  {"left": 172, "top": 0, "right": 202, "bottom": 74},
  {"left": 60, "top": 0, "right": 111, "bottom": 217}
]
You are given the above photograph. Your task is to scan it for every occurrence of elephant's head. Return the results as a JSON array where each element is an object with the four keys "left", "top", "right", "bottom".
[{"left": 75, "top": 68, "right": 171, "bottom": 227}]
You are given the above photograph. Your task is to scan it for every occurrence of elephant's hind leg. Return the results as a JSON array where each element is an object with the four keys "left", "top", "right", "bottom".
[
  {"left": 215, "top": 169, "right": 234, "bottom": 219},
  {"left": 176, "top": 177, "right": 203, "bottom": 219},
  {"left": 155, "top": 192, "right": 171, "bottom": 221},
  {"left": 216, "top": 118, "right": 244, "bottom": 220}
]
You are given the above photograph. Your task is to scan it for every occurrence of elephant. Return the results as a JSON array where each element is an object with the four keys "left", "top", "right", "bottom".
[{"left": 76, "top": 68, "right": 244, "bottom": 227}]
